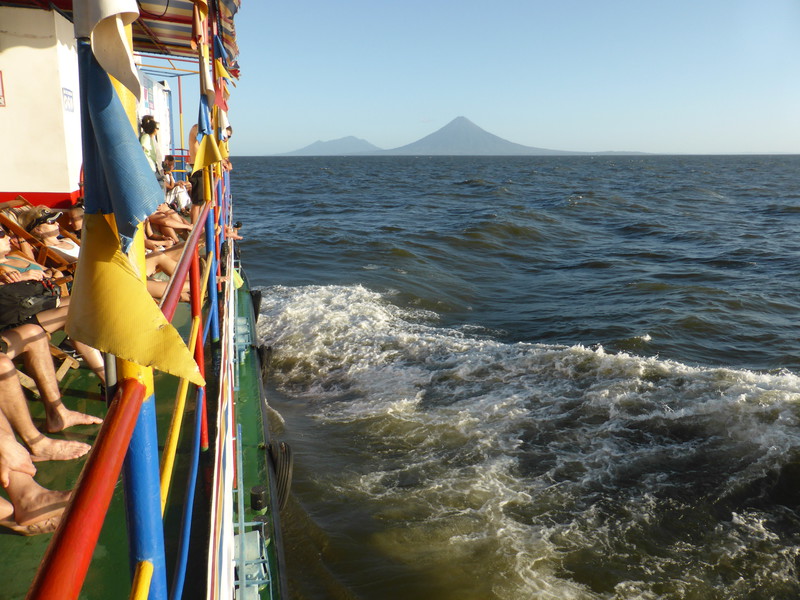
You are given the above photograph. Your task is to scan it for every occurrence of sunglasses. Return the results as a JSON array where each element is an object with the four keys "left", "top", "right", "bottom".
[
  {"left": 26, "top": 213, "right": 61, "bottom": 232},
  {"left": 0, "top": 229, "right": 6, "bottom": 238}
]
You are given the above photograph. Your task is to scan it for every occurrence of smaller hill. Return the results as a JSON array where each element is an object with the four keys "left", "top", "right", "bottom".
[{"left": 280, "top": 136, "right": 381, "bottom": 156}]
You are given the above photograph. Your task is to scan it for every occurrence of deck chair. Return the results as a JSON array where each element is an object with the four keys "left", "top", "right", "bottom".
[
  {"left": 0, "top": 199, "right": 81, "bottom": 391},
  {"left": 16, "top": 344, "right": 81, "bottom": 397},
  {"left": 0, "top": 197, "right": 75, "bottom": 273}
]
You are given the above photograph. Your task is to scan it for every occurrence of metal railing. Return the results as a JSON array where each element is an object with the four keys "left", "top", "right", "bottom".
[{"left": 27, "top": 175, "right": 223, "bottom": 600}]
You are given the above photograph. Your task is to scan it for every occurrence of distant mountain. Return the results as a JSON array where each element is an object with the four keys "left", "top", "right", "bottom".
[
  {"left": 379, "top": 116, "right": 576, "bottom": 156},
  {"left": 281, "top": 135, "right": 381, "bottom": 156},
  {"left": 278, "top": 117, "right": 642, "bottom": 156}
]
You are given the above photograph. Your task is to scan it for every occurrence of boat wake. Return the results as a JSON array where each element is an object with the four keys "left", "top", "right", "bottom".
[{"left": 257, "top": 283, "right": 800, "bottom": 599}]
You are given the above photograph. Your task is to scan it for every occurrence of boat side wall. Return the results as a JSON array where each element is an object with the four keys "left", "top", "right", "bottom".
[{"left": 0, "top": 7, "right": 82, "bottom": 206}]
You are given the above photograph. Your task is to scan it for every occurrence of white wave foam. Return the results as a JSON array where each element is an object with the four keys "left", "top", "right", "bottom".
[{"left": 257, "top": 284, "right": 800, "bottom": 597}]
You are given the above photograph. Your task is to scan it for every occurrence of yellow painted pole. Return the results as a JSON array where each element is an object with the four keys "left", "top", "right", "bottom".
[
  {"left": 159, "top": 316, "right": 201, "bottom": 515},
  {"left": 129, "top": 561, "right": 154, "bottom": 600}
]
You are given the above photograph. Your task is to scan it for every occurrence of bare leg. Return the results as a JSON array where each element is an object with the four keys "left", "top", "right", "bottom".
[
  {"left": 71, "top": 341, "right": 105, "bottom": 384},
  {"left": 31, "top": 298, "right": 106, "bottom": 383},
  {"left": 157, "top": 224, "right": 180, "bottom": 243},
  {"left": 1, "top": 326, "right": 101, "bottom": 437},
  {"left": 31, "top": 303, "right": 69, "bottom": 333},
  {"left": 0, "top": 409, "right": 36, "bottom": 486},
  {"left": 145, "top": 251, "right": 178, "bottom": 277},
  {"left": 146, "top": 279, "right": 190, "bottom": 302}
]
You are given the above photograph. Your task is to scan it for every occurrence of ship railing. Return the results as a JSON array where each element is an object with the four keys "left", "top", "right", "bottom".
[
  {"left": 234, "top": 424, "right": 275, "bottom": 596},
  {"left": 27, "top": 195, "right": 220, "bottom": 599}
]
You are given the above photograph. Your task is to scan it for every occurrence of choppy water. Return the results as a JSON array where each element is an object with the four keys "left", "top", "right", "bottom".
[{"left": 234, "top": 155, "right": 800, "bottom": 599}]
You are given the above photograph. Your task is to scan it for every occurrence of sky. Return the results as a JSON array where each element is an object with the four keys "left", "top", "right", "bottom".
[{"left": 224, "top": 0, "right": 800, "bottom": 155}]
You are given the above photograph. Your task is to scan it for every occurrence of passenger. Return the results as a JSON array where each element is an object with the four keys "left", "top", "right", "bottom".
[
  {"left": 139, "top": 116, "right": 164, "bottom": 188},
  {"left": 64, "top": 202, "right": 84, "bottom": 239},
  {"left": 0, "top": 324, "right": 99, "bottom": 456},
  {"left": 148, "top": 203, "right": 193, "bottom": 243},
  {"left": 21, "top": 207, "right": 79, "bottom": 263},
  {"left": 225, "top": 221, "right": 243, "bottom": 241},
  {"left": 143, "top": 218, "right": 177, "bottom": 252},
  {"left": 19, "top": 213, "right": 185, "bottom": 303},
  {"left": 0, "top": 410, "right": 71, "bottom": 535},
  {"left": 163, "top": 155, "right": 192, "bottom": 216},
  {"left": 221, "top": 126, "right": 233, "bottom": 172},
  {"left": 0, "top": 207, "right": 36, "bottom": 262},
  {"left": 0, "top": 223, "right": 105, "bottom": 382},
  {"left": 187, "top": 124, "right": 204, "bottom": 224},
  {"left": 140, "top": 249, "right": 192, "bottom": 301}
]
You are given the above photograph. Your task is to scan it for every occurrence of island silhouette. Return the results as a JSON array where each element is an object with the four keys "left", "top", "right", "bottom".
[{"left": 279, "top": 117, "right": 643, "bottom": 156}]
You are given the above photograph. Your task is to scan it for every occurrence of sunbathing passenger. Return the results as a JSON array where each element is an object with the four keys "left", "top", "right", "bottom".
[
  {"left": 0, "top": 224, "right": 105, "bottom": 382},
  {"left": 0, "top": 207, "right": 37, "bottom": 263},
  {"left": 22, "top": 207, "right": 79, "bottom": 264},
  {"left": 143, "top": 218, "right": 178, "bottom": 252},
  {"left": 20, "top": 208, "right": 187, "bottom": 301},
  {"left": 148, "top": 203, "right": 192, "bottom": 243}
]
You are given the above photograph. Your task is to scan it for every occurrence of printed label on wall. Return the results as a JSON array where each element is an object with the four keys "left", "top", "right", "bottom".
[{"left": 62, "top": 88, "right": 74, "bottom": 112}]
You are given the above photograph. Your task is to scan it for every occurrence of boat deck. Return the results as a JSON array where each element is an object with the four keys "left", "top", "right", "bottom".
[{"left": 0, "top": 304, "right": 218, "bottom": 599}]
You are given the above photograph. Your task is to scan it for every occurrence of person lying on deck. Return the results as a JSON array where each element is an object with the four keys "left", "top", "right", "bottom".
[{"left": 143, "top": 218, "right": 179, "bottom": 252}]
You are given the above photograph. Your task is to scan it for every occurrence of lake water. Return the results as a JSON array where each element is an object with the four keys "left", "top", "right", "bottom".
[{"left": 234, "top": 154, "right": 800, "bottom": 599}]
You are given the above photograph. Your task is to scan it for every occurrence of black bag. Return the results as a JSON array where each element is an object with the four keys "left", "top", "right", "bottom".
[{"left": 0, "top": 280, "right": 61, "bottom": 331}]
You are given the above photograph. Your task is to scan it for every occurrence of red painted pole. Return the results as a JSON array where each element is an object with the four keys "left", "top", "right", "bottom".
[
  {"left": 190, "top": 245, "right": 209, "bottom": 450},
  {"left": 27, "top": 379, "right": 147, "bottom": 600},
  {"left": 159, "top": 201, "right": 211, "bottom": 321}
]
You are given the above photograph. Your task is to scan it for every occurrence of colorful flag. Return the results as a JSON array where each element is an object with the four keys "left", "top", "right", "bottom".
[
  {"left": 67, "top": 39, "right": 204, "bottom": 386},
  {"left": 192, "top": 95, "right": 222, "bottom": 174}
]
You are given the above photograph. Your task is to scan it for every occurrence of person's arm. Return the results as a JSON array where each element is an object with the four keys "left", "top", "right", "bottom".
[
  {"left": 0, "top": 429, "right": 36, "bottom": 488},
  {"left": 164, "top": 173, "right": 177, "bottom": 191}
]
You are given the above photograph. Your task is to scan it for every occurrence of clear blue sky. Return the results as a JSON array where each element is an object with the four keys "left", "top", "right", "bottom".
[{"left": 226, "top": 0, "right": 800, "bottom": 155}]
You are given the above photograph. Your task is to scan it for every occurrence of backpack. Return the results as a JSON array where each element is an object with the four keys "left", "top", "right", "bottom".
[{"left": 0, "top": 280, "right": 61, "bottom": 331}]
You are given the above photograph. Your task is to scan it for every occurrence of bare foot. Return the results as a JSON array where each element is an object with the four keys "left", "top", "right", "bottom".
[
  {"left": 12, "top": 486, "right": 71, "bottom": 526},
  {"left": 27, "top": 435, "right": 90, "bottom": 462},
  {"left": 45, "top": 406, "right": 103, "bottom": 433},
  {"left": 0, "top": 497, "right": 57, "bottom": 535},
  {"left": 0, "top": 514, "right": 61, "bottom": 536}
]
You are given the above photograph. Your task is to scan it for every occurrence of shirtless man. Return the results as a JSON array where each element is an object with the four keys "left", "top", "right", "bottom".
[{"left": 187, "top": 124, "right": 204, "bottom": 224}]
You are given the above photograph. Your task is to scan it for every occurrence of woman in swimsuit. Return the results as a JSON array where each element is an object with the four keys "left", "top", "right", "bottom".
[{"left": 23, "top": 210, "right": 80, "bottom": 264}]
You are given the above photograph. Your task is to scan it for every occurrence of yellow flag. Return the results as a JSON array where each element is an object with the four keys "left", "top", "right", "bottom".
[
  {"left": 66, "top": 213, "right": 205, "bottom": 386},
  {"left": 192, "top": 134, "right": 223, "bottom": 173},
  {"left": 214, "top": 58, "right": 231, "bottom": 81}
]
